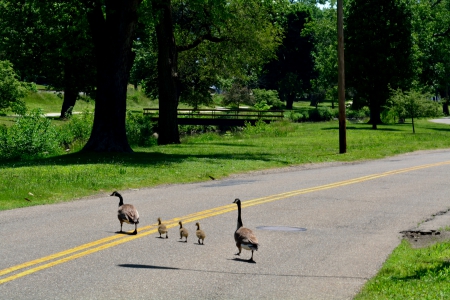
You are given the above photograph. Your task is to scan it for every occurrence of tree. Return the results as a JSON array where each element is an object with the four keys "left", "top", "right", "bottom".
[
  {"left": 0, "top": 1, "right": 97, "bottom": 118},
  {"left": 386, "top": 89, "right": 441, "bottom": 133},
  {"left": 305, "top": 3, "right": 338, "bottom": 108},
  {"left": 346, "top": 0, "right": 415, "bottom": 129},
  {"left": 411, "top": 0, "right": 450, "bottom": 115},
  {"left": 0, "top": 60, "right": 29, "bottom": 114},
  {"left": 149, "top": 0, "right": 281, "bottom": 144},
  {"left": 260, "top": 3, "right": 317, "bottom": 109},
  {"left": 82, "top": 0, "right": 141, "bottom": 152}
]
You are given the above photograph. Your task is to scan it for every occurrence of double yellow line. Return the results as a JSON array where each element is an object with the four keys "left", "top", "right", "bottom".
[{"left": 1, "top": 160, "right": 449, "bottom": 284}]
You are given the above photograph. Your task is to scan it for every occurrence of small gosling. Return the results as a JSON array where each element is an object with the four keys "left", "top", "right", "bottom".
[
  {"left": 195, "top": 222, "right": 206, "bottom": 245},
  {"left": 158, "top": 217, "right": 168, "bottom": 238},
  {"left": 179, "top": 221, "right": 188, "bottom": 242}
]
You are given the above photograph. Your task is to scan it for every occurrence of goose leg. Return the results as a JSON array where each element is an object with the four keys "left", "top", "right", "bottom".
[
  {"left": 249, "top": 250, "right": 255, "bottom": 262},
  {"left": 118, "top": 222, "right": 123, "bottom": 233},
  {"left": 235, "top": 244, "right": 242, "bottom": 256},
  {"left": 133, "top": 224, "right": 137, "bottom": 235},
  {"left": 166, "top": 233, "right": 168, "bottom": 239}
]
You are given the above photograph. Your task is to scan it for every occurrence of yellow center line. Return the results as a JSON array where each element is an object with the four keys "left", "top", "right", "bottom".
[{"left": 1, "top": 160, "right": 449, "bottom": 285}]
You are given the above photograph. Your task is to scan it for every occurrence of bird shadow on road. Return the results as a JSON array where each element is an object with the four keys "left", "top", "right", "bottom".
[
  {"left": 229, "top": 257, "right": 256, "bottom": 264},
  {"left": 117, "top": 264, "right": 179, "bottom": 270}
]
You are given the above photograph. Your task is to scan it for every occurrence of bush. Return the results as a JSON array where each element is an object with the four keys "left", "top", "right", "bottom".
[
  {"left": 222, "top": 83, "right": 254, "bottom": 107},
  {"left": 252, "top": 89, "right": 284, "bottom": 110},
  {"left": 0, "top": 109, "right": 61, "bottom": 160},
  {"left": 0, "top": 60, "right": 29, "bottom": 114},
  {"left": 384, "top": 89, "right": 443, "bottom": 123},
  {"left": 58, "top": 109, "right": 93, "bottom": 149},
  {"left": 284, "top": 111, "right": 304, "bottom": 122},
  {"left": 126, "top": 111, "right": 157, "bottom": 146},
  {"left": 347, "top": 106, "right": 370, "bottom": 119},
  {"left": 309, "top": 107, "right": 335, "bottom": 121}
]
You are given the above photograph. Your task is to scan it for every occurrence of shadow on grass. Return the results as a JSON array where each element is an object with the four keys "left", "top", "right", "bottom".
[
  {"left": 321, "top": 126, "right": 403, "bottom": 132},
  {"left": 390, "top": 261, "right": 450, "bottom": 281},
  {"left": 0, "top": 150, "right": 279, "bottom": 169}
]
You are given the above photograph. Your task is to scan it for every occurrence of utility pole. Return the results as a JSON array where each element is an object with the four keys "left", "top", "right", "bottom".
[{"left": 337, "top": 0, "right": 346, "bottom": 153}]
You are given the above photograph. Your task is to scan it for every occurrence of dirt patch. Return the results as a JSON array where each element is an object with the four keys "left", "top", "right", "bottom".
[{"left": 401, "top": 230, "right": 450, "bottom": 248}]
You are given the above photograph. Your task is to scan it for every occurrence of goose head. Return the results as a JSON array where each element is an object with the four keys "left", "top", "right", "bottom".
[{"left": 110, "top": 191, "right": 121, "bottom": 197}]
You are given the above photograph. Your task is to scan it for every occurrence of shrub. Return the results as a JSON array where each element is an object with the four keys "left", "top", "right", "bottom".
[
  {"left": 252, "top": 89, "right": 284, "bottom": 110},
  {"left": 0, "top": 109, "right": 61, "bottom": 160},
  {"left": 309, "top": 107, "right": 335, "bottom": 121},
  {"left": 222, "top": 83, "right": 254, "bottom": 107},
  {"left": 284, "top": 111, "right": 304, "bottom": 122},
  {"left": 58, "top": 109, "right": 93, "bottom": 149},
  {"left": 126, "top": 111, "right": 157, "bottom": 146},
  {"left": 0, "top": 60, "right": 29, "bottom": 114}
]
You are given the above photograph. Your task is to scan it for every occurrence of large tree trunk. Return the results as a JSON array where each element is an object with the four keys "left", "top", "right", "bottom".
[
  {"left": 83, "top": 0, "right": 140, "bottom": 152},
  {"left": 60, "top": 60, "right": 78, "bottom": 119},
  {"left": 368, "top": 99, "right": 382, "bottom": 129},
  {"left": 286, "top": 93, "right": 295, "bottom": 110},
  {"left": 153, "top": 0, "right": 180, "bottom": 145}
]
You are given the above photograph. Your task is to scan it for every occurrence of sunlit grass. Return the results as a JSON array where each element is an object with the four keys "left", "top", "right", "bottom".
[
  {"left": 1, "top": 118, "right": 450, "bottom": 210},
  {"left": 355, "top": 240, "right": 450, "bottom": 299}
]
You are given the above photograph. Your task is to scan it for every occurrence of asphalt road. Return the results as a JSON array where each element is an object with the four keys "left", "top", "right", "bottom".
[{"left": 1, "top": 149, "right": 450, "bottom": 299}]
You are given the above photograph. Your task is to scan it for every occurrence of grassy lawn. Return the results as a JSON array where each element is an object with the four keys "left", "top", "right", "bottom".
[
  {"left": 355, "top": 239, "right": 450, "bottom": 299},
  {"left": 1, "top": 118, "right": 450, "bottom": 210}
]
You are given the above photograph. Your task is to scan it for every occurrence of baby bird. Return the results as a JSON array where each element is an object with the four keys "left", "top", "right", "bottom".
[
  {"left": 158, "top": 217, "right": 168, "bottom": 238},
  {"left": 195, "top": 222, "right": 206, "bottom": 245},
  {"left": 110, "top": 191, "right": 139, "bottom": 235},
  {"left": 179, "top": 221, "right": 188, "bottom": 242}
]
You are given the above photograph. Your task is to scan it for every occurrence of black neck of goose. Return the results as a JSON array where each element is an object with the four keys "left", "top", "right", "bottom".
[
  {"left": 236, "top": 201, "right": 243, "bottom": 229},
  {"left": 117, "top": 195, "right": 124, "bottom": 206}
]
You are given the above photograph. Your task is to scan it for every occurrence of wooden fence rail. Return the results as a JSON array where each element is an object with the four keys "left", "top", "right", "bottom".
[{"left": 143, "top": 108, "right": 285, "bottom": 126}]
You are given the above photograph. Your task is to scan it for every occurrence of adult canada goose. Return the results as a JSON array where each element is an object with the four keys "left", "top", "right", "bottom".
[
  {"left": 195, "top": 222, "right": 206, "bottom": 245},
  {"left": 110, "top": 191, "right": 139, "bottom": 235},
  {"left": 158, "top": 218, "right": 168, "bottom": 238},
  {"left": 179, "top": 221, "right": 188, "bottom": 242},
  {"left": 233, "top": 198, "right": 259, "bottom": 262}
]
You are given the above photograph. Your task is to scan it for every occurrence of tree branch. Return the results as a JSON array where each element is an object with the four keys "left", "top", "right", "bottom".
[{"left": 177, "top": 33, "right": 227, "bottom": 52}]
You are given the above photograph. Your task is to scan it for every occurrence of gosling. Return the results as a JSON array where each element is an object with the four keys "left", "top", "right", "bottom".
[
  {"left": 158, "top": 217, "right": 168, "bottom": 238},
  {"left": 179, "top": 221, "right": 188, "bottom": 242},
  {"left": 195, "top": 222, "right": 206, "bottom": 245}
]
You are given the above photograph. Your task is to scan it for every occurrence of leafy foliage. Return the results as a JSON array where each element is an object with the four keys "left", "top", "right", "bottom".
[
  {"left": 125, "top": 111, "right": 157, "bottom": 147},
  {"left": 346, "top": 0, "right": 415, "bottom": 125},
  {"left": 384, "top": 89, "right": 442, "bottom": 132},
  {"left": 0, "top": 60, "right": 29, "bottom": 114},
  {"left": 222, "top": 83, "right": 255, "bottom": 107},
  {"left": 260, "top": 3, "right": 316, "bottom": 109},
  {"left": 0, "top": 109, "right": 60, "bottom": 160},
  {"left": 252, "top": 89, "right": 284, "bottom": 110}
]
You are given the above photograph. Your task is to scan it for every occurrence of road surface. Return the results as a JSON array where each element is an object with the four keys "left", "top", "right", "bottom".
[{"left": 1, "top": 149, "right": 450, "bottom": 299}]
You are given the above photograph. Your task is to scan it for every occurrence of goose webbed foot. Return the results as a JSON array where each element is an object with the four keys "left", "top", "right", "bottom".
[{"left": 132, "top": 230, "right": 137, "bottom": 235}]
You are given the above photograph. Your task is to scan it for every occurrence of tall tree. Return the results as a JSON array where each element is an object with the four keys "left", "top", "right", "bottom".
[
  {"left": 260, "top": 3, "right": 316, "bottom": 109},
  {"left": 0, "top": 1, "right": 96, "bottom": 118},
  {"left": 82, "top": 0, "right": 141, "bottom": 152},
  {"left": 150, "top": 0, "right": 281, "bottom": 144},
  {"left": 412, "top": 0, "right": 450, "bottom": 115},
  {"left": 346, "top": 0, "right": 414, "bottom": 128}
]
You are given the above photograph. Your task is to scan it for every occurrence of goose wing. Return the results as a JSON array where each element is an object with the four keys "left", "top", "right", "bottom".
[
  {"left": 235, "top": 227, "right": 258, "bottom": 246},
  {"left": 118, "top": 204, "right": 139, "bottom": 224}
]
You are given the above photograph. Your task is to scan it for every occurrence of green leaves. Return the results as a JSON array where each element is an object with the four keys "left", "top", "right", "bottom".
[{"left": 0, "top": 60, "right": 28, "bottom": 114}]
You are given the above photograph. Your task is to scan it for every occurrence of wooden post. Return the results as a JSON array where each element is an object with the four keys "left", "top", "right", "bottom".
[{"left": 337, "top": 0, "right": 346, "bottom": 153}]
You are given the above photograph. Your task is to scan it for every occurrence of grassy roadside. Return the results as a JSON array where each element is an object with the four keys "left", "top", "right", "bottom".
[
  {"left": 355, "top": 239, "right": 450, "bottom": 299},
  {"left": 1, "top": 118, "right": 450, "bottom": 211}
]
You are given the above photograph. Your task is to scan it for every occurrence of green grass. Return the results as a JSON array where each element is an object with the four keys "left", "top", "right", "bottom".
[
  {"left": 1, "top": 118, "right": 450, "bottom": 210},
  {"left": 355, "top": 239, "right": 450, "bottom": 299}
]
